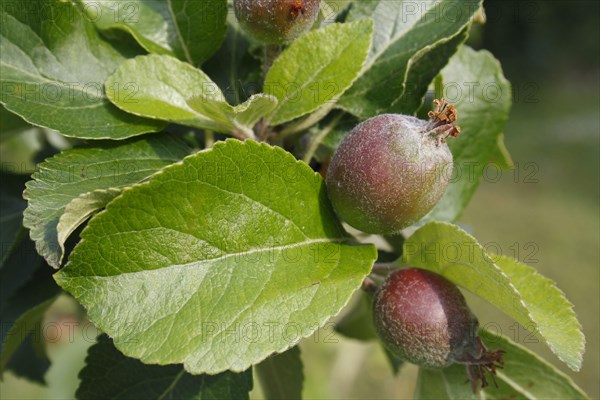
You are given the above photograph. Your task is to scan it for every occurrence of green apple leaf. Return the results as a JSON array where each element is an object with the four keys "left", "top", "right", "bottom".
[
  {"left": 203, "top": 21, "right": 262, "bottom": 106},
  {"left": 77, "top": 335, "right": 253, "bottom": 400},
  {"left": 335, "top": 292, "right": 377, "bottom": 341},
  {"left": 0, "top": 267, "right": 60, "bottom": 382},
  {"left": 489, "top": 133, "right": 514, "bottom": 169},
  {"left": 56, "top": 188, "right": 122, "bottom": 253},
  {"left": 414, "top": 332, "right": 588, "bottom": 399},
  {"left": 493, "top": 255, "right": 585, "bottom": 372},
  {"left": 0, "top": 178, "right": 26, "bottom": 267},
  {"left": 383, "top": 347, "right": 405, "bottom": 375},
  {"left": 0, "top": 0, "right": 165, "bottom": 139},
  {"left": 414, "top": 364, "right": 477, "bottom": 400},
  {"left": 480, "top": 332, "right": 588, "bottom": 399},
  {"left": 334, "top": 286, "right": 405, "bottom": 374},
  {"left": 337, "top": 0, "right": 480, "bottom": 118},
  {"left": 389, "top": 26, "right": 469, "bottom": 114},
  {"left": 78, "top": 0, "right": 227, "bottom": 66},
  {"left": 402, "top": 222, "right": 584, "bottom": 371},
  {"left": 24, "top": 134, "right": 190, "bottom": 268},
  {"left": 264, "top": 20, "right": 373, "bottom": 125},
  {"left": 0, "top": 107, "right": 44, "bottom": 175},
  {"left": 106, "top": 54, "right": 277, "bottom": 137},
  {"left": 255, "top": 346, "right": 303, "bottom": 400},
  {"left": 0, "top": 299, "right": 56, "bottom": 382},
  {"left": 234, "top": 94, "right": 280, "bottom": 129},
  {"left": 0, "top": 176, "right": 42, "bottom": 311},
  {"left": 55, "top": 140, "right": 377, "bottom": 375},
  {"left": 0, "top": 234, "right": 44, "bottom": 315},
  {"left": 427, "top": 46, "right": 512, "bottom": 222}
]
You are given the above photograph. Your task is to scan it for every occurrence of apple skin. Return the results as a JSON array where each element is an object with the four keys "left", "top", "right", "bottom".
[
  {"left": 372, "top": 268, "right": 479, "bottom": 369},
  {"left": 234, "top": 0, "right": 321, "bottom": 44},
  {"left": 326, "top": 114, "right": 453, "bottom": 234}
]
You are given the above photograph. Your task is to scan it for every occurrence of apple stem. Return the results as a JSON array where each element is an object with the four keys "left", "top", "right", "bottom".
[
  {"left": 455, "top": 336, "right": 506, "bottom": 393},
  {"left": 262, "top": 45, "right": 282, "bottom": 78},
  {"left": 371, "top": 263, "right": 400, "bottom": 276},
  {"left": 361, "top": 276, "right": 378, "bottom": 294}
]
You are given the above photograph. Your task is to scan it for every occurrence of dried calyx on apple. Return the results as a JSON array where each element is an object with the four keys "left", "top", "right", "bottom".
[
  {"left": 373, "top": 268, "right": 506, "bottom": 392},
  {"left": 326, "top": 99, "right": 460, "bottom": 234},
  {"left": 234, "top": 0, "right": 321, "bottom": 44}
]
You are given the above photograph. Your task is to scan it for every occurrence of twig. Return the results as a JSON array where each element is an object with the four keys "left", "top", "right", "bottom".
[
  {"left": 371, "top": 263, "right": 400, "bottom": 276},
  {"left": 302, "top": 112, "right": 343, "bottom": 163},
  {"left": 361, "top": 276, "right": 378, "bottom": 294},
  {"left": 204, "top": 130, "right": 214, "bottom": 148},
  {"left": 279, "top": 101, "right": 336, "bottom": 138}
]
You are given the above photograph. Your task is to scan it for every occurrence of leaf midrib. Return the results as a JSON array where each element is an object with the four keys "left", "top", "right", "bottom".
[
  {"left": 271, "top": 29, "right": 360, "bottom": 118},
  {"left": 66, "top": 238, "right": 348, "bottom": 279},
  {"left": 358, "top": 0, "right": 444, "bottom": 75},
  {"left": 166, "top": 0, "right": 193, "bottom": 64}
]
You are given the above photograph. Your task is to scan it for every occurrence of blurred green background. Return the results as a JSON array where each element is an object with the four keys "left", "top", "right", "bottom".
[{"left": 1, "top": 0, "right": 598, "bottom": 399}]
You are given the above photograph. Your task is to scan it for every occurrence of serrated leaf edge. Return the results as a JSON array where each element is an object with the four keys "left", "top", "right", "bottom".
[
  {"left": 267, "top": 19, "right": 374, "bottom": 125},
  {"left": 55, "top": 139, "right": 377, "bottom": 374},
  {"left": 483, "top": 331, "right": 588, "bottom": 399},
  {"left": 404, "top": 222, "right": 581, "bottom": 371},
  {"left": 387, "top": 25, "right": 470, "bottom": 115},
  {"left": 340, "top": 0, "right": 481, "bottom": 112},
  {"left": 494, "top": 254, "right": 585, "bottom": 371}
]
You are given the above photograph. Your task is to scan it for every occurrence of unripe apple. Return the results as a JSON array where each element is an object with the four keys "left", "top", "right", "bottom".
[
  {"left": 373, "top": 268, "right": 505, "bottom": 392},
  {"left": 326, "top": 99, "right": 460, "bottom": 234},
  {"left": 234, "top": 0, "right": 321, "bottom": 44}
]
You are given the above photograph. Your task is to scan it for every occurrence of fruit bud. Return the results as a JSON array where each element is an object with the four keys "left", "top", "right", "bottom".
[{"left": 234, "top": 0, "right": 321, "bottom": 44}]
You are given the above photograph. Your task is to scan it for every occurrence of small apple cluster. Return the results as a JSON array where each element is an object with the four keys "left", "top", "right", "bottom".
[
  {"left": 326, "top": 101, "right": 505, "bottom": 391},
  {"left": 233, "top": 2, "right": 504, "bottom": 391}
]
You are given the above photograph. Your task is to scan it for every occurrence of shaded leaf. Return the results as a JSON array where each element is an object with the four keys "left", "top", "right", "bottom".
[
  {"left": 77, "top": 335, "right": 253, "bottom": 400},
  {"left": 335, "top": 292, "right": 377, "bottom": 341},
  {"left": 24, "top": 134, "right": 190, "bottom": 267},
  {"left": 382, "top": 346, "right": 404, "bottom": 375},
  {"left": 0, "top": 267, "right": 61, "bottom": 383},
  {"left": 335, "top": 291, "right": 404, "bottom": 374},
  {"left": 0, "top": 107, "right": 44, "bottom": 175},
  {"left": 56, "top": 140, "right": 377, "bottom": 374},
  {"left": 0, "top": 178, "right": 26, "bottom": 266},
  {"left": 255, "top": 346, "right": 303, "bottom": 400},
  {"left": 203, "top": 21, "right": 262, "bottom": 105},
  {"left": 390, "top": 26, "right": 469, "bottom": 114},
  {"left": 0, "top": 0, "right": 164, "bottom": 139},
  {"left": 0, "top": 235, "right": 44, "bottom": 314},
  {"left": 4, "top": 333, "right": 51, "bottom": 384},
  {"left": 0, "top": 176, "right": 42, "bottom": 313},
  {"left": 79, "top": 0, "right": 228, "bottom": 66},
  {"left": 1, "top": 299, "right": 55, "bottom": 382},
  {"left": 338, "top": 0, "right": 480, "bottom": 118}
]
